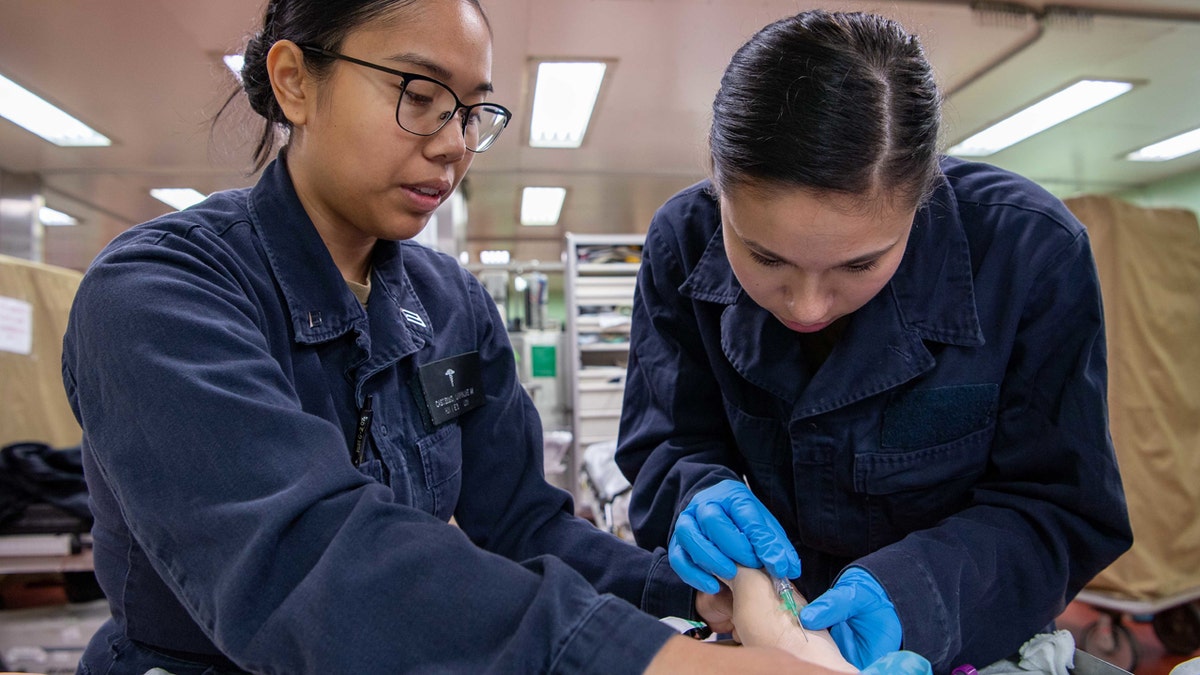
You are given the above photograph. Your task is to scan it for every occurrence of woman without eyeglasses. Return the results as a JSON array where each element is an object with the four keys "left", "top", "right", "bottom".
[{"left": 616, "top": 9, "right": 1132, "bottom": 674}]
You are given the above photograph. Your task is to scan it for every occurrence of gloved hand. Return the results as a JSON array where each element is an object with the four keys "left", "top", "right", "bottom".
[
  {"left": 800, "top": 567, "right": 903, "bottom": 669},
  {"left": 668, "top": 479, "right": 801, "bottom": 594},
  {"left": 860, "top": 650, "right": 932, "bottom": 675}
]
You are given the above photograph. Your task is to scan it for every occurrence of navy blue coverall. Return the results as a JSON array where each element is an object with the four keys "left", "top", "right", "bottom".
[
  {"left": 62, "top": 157, "right": 691, "bottom": 674},
  {"left": 616, "top": 158, "right": 1133, "bottom": 673}
]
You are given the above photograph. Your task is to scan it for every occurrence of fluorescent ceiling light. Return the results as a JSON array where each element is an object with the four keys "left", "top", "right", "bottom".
[
  {"left": 150, "top": 188, "right": 207, "bottom": 211},
  {"left": 224, "top": 54, "right": 245, "bottom": 83},
  {"left": 39, "top": 206, "right": 78, "bottom": 227},
  {"left": 948, "top": 79, "right": 1133, "bottom": 157},
  {"left": 1126, "top": 127, "right": 1200, "bottom": 162},
  {"left": 480, "top": 250, "right": 511, "bottom": 265},
  {"left": 0, "top": 73, "right": 111, "bottom": 147},
  {"left": 521, "top": 187, "right": 567, "bottom": 226},
  {"left": 529, "top": 61, "right": 607, "bottom": 148}
]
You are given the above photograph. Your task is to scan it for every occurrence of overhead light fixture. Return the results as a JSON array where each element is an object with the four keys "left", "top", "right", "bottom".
[
  {"left": 1126, "top": 127, "right": 1200, "bottom": 162},
  {"left": 529, "top": 61, "right": 608, "bottom": 148},
  {"left": 0, "top": 73, "right": 112, "bottom": 147},
  {"left": 520, "top": 187, "right": 567, "bottom": 226},
  {"left": 480, "top": 250, "right": 511, "bottom": 265},
  {"left": 223, "top": 54, "right": 245, "bottom": 83},
  {"left": 150, "top": 188, "right": 207, "bottom": 211},
  {"left": 39, "top": 206, "right": 78, "bottom": 227},
  {"left": 947, "top": 79, "right": 1134, "bottom": 157}
]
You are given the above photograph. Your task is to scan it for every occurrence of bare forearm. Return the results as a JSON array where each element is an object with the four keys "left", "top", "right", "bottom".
[
  {"left": 645, "top": 635, "right": 849, "bottom": 675},
  {"left": 727, "top": 566, "right": 857, "bottom": 673}
]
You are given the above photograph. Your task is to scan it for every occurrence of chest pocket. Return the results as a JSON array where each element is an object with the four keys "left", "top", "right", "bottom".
[
  {"left": 414, "top": 423, "right": 463, "bottom": 522},
  {"left": 856, "top": 383, "right": 998, "bottom": 495},
  {"left": 372, "top": 421, "right": 463, "bottom": 523}
]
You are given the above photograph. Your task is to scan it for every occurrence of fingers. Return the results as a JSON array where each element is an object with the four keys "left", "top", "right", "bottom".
[
  {"left": 723, "top": 488, "right": 802, "bottom": 579},
  {"left": 828, "top": 622, "right": 869, "bottom": 668},
  {"left": 671, "top": 480, "right": 803, "bottom": 596},
  {"left": 740, "top": 519, "right": 802, "bottom": 579},
  {"left": 676, "top": 509, "right": 741, "bottom": 580},
  {"left": 695, "top": 587, "right": 735, "bottom": 633},
  {"left": 800, "top": 584, "right": 855, "bottom": 629},
  {"left": 694, "top": 500, "right": 760, "bottom": 569},
  {"left": 670, "top": 527, "right": 725, "bottom": 594},
  {"left": 861, "top": 651, "right": 933, "bottom": 675},
  {"left": 799, "top": 571, "right": 902, "bottom": 671}
]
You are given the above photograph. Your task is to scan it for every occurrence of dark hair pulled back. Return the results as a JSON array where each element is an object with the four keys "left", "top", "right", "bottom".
[
  {"left": 709, "top": 10, "right": 943, "bottom": 208},
  {"left": 224, "top": 0, "right": 487, "bottom": 172}
]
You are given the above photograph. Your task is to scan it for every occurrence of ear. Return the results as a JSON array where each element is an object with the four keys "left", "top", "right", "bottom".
[{"left": 266, "top": 40, "right": 311, "bottom": 126}]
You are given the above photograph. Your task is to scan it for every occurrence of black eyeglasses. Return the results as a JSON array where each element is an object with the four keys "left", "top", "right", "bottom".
[{"left": 299, "top": 45, "right": 512, "bottom": 153}]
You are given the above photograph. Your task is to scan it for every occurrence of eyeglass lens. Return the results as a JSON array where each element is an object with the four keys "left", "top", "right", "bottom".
[{"left": 398, "top": 78, "right": 509, "bottom": 152}]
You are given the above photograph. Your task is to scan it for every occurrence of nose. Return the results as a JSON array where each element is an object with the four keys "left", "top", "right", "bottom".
[
  {"left": 425, "top": 111, "right": 468, "bottom": 162},
  {"left": 784, "top": 275, "right": 832, "bottom": 325}
]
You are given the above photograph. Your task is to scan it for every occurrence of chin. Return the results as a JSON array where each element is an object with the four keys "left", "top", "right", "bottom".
[{"left": 381, "top": 216, "right": 434, "bottom": 242}]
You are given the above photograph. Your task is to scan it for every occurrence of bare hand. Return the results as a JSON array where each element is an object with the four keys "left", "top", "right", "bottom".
[
  {"left": 727, "top": 565, "right": 857, "bottom": 673},
  {"left": 695, "top": 586, "right": 734, "bottom": 634}
]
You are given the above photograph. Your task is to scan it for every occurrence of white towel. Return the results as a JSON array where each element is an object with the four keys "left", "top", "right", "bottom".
[{"left": 979, "top": 630, "right": 1076, "bottom": 675}]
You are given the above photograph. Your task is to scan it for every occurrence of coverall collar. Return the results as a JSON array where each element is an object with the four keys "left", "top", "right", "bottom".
[
  {"left": 678, "top": 177, "right": 984, "bottom": 415},
  {"left": 247, "top": 155, "right": 429, "bottom": 358}
]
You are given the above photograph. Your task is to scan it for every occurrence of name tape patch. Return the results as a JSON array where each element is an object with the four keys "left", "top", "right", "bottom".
[{"left": 417, "top": 351, "right": 484, "bottom": 425}]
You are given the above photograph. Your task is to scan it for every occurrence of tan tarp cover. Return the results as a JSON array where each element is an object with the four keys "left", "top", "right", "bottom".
[
  {"left": 0, "top": 254, "right": 82, "bottom": 449},
  {"left": 1065, "top": 195, "right": 1200, "bottom": 602}
]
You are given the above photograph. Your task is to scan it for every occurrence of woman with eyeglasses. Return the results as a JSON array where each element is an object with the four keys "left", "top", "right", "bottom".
[
  {"left": 616, "top": 9, "right": 1132, "bottom": 675},
  {"left": 60, "top": 1, "right": 901, "bottom": 673}
]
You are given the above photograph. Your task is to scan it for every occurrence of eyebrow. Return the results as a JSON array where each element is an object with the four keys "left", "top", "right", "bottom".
[
  {"left": 743, "top": 237, "right": 896, "bottom": 268},
  {"left": 383, "top": 52, "right": 495, "bottom": 94}
]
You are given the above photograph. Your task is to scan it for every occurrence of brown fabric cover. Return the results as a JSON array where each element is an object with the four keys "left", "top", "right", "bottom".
[
  {"left": 1065, "top": 195, "right": 1200, "bottom": 601},
  {"left": 0, "top": 254, "right": 83, "bottom": 448}
]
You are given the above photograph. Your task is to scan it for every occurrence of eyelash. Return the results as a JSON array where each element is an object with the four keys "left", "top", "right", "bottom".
[
  {"left": 748, "top": 249, "right": 880, "bottom": 274},
  {"left": 846, "top": 260, "right": 879, "bottom": 274},
  {"left": 748, "top": 250, "right": 784, "bottom": 267}
]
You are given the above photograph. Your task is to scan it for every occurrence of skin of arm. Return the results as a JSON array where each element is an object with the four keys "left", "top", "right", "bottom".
[
  {"left": 645, "top": 635, "right": 852, "bottom": 675},
  {"left": 727, "top": 566, "right": 856, "bottom": 672},
  {"left": 644, "top": 566, "right": 858, "bottom": 675}
]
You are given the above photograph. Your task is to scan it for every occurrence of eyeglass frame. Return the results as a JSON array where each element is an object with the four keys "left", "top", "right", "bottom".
[{"left": 297, "top": 44, "right": 512, "bottom": 153}]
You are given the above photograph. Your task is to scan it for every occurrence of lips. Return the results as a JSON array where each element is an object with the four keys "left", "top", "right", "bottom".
[
  {"left": 401, "top": 180, "right": 451, "bottom": 212},
  {"left": 781, "top": 318, "right": 832, "bottom": 333},
  {"left": 404, "top": 180, "right": 450, "bottom": 198}
]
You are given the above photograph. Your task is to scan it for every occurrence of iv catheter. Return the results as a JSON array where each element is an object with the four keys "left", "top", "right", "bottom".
[{"left": 772, "top": 574, "right": 809, "bottom": 642}]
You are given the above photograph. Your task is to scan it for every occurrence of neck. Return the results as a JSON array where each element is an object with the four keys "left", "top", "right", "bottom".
[
  {"left": 284, "top": 145, "right": 376, "bottom": 285},
  {"left": 311, "top": 222, "right": 373, "bottom": 284}
]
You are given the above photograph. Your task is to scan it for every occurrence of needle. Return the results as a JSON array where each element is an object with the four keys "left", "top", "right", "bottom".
[{"left": 772, "top": 574, "right": 809, "bottom": 642}]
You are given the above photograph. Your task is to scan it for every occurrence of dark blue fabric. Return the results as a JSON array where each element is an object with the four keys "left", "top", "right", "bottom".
[
  {"left": 616, "top": 157, "right": 1132, "bottom": 673},
  {"left": 881, "top": 384, "right": 999, "bottom": 450},
  {"left": 62, "top": 156, "right": 688, "bottom": 674}
]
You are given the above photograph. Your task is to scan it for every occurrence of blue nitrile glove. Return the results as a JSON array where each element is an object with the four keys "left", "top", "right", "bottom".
[
  {"left": 800, "top": 567, "right": 903, "bottom": 669},
  {"left": 668, "top": 479, "right": 801, "bottom": 594},
  {"left": 860, "top": 651, "right": 932, "bottom": 675}
]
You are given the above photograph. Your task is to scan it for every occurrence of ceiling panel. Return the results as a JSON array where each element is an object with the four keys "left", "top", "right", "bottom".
[{"left": 0, "top": 0, "right": 1197, "bottom": 269}]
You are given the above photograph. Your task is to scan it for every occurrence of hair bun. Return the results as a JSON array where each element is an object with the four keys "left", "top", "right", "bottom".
[{"left": 240, "top": 31, "right": 279, "bottom": 121}]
